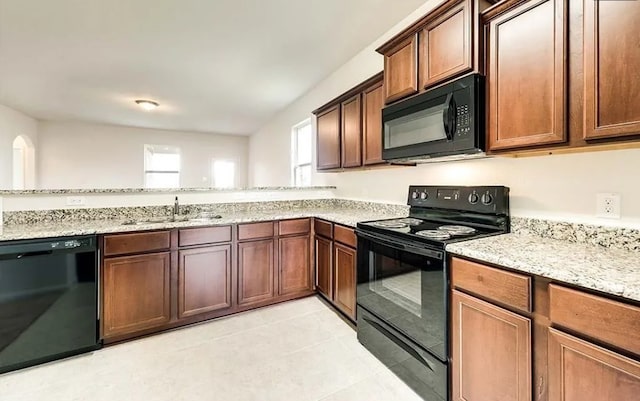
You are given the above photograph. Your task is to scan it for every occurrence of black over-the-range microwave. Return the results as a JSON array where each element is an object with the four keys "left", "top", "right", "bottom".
[{"left": 382, "top": 73, "right": 485, "bottom": 162}]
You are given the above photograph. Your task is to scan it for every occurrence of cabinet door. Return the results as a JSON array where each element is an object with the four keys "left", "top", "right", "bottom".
[
  {"left": 548, "top": 328, "right": 640, "bottom": 401},
  {"left": 419, "top": 0, "right": 471, "bottom": 89},
  {"left": 178, "top": 245, "right": 232, "bottom": 319},
  {"left": 334, "top": 243, "right": 356, "bottom": 320},
  {"left": 383, "top": 34, "right": 419, "bottom": 104},
  {"left": 315, "top": 236, "right": 333, "bottom": 299},
  {"left": 362, "top": 81, "right": 385, "bottom": 165},
  {"left": 279, "top": 235, "right": 311, "bottom": 295},
  {"left": 451, "top": 290, "right": 532, "bottom": 401},
  {"left": 341, "top": 94, "right": 362, "bottom": 168},
  {"left": 103, "top": 252, "right": 171, "bottom": 338},
  {"left": 237, "top": 239, "right": 275, "bottom": 306},
  {"left": 487, "top": 0, "right": 567, "bottom": 150},
  {"left": 316, "top": 105, "right": 341, "bottom": 170},
  {"left": 583, "top": 0, "right": 640, "bottom": 140}
]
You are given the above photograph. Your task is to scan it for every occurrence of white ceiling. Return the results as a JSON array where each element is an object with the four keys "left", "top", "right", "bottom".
[{"left": 0, "top": 0, "right": 426, "bottom": 135}]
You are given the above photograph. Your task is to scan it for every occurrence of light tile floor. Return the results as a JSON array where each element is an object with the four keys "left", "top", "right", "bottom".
[{"left": 0, "top": 296, "right": 423, "bottom": 401}]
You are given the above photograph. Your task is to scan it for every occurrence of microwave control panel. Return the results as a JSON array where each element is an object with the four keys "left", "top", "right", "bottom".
[{"left": 456, "top": 104, "right": 471, "bottom": 137}]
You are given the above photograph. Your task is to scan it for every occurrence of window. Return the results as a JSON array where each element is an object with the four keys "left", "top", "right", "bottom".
[
  {"left": 212, "top": 160, "right": 235, "bottom": 189},
  {"left": 144, "top": 145, "right": 180, "bottom": 188},
  {"left": 292, "top": 119, "right": 312, "bottom": 186}
]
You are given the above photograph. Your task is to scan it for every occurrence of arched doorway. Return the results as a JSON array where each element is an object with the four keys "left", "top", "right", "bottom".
[{"left": 12, "top": 135, "right": 35, "bottom": 190}]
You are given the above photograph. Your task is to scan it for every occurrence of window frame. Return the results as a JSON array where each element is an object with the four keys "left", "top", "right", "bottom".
[
  {"left": 143, "top": 144, "right": 181, "bottom": 189},
  {"left": 291, "top": 118, "right": 312, "bottom": 187}
]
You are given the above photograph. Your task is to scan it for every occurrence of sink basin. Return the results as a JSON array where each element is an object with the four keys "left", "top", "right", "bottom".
[{"left": 121, "top": 215, "right": 222, "bottom": 226}]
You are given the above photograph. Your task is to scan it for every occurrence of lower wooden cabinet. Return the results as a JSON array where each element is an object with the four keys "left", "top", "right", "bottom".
[
  {"left": 103, "top": 252, "right": 171, "bottom": 339},
  {"left": 315, "top": 235, "right": 333, "bottom": 298},
  {"left": 278, "top": 235, "right": 312, "bottom": 295},
  {"left": 314, "top": 220, "right": 357, "bottom": 321},
  {"left": 451, "top": 289, "right": 532, "bottom": 401},
  {"left": 237, "top": 239, "right": 275, "bottom": 306},
  {"left": 333, "top": 243, "right": 357, "bottom": 320},
  {"left": 178, "top": 245, "right": 232, "bottom": 319},
  {"left": 548, "top": 328, "right": 640, "bottom": 401}
]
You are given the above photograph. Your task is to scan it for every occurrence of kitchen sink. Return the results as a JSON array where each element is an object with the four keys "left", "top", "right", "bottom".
[{"left": 121, "top": 215, "right": 222, "bottom": 226}]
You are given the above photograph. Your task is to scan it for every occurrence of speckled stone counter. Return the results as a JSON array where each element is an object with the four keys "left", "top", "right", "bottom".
[
  {"left": 446, "top": 233, "right": 640, "bottom": 302},
  {"left": 0, "top": 207, "right": 407, "bottom": 242}
]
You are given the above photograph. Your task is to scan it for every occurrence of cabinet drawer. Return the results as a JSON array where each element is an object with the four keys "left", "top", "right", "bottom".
[
  {"left": 451, "top": 257, "right": 531, "bottom": 313},
  {"left": 549, "top": 284, "right": 640, "bottom": 355},
  {"left": 179, "top": 226, "right": 232, "bottom": 247},
  {"left": 314, "top": 219, "right": 333, "bottom": 239},
  {"left": 334, "top": 225, "right": 356, "bottom": 248},
  {"left": 237, "top": 221, "right": 274, "bottom": 241},
  {"left": 279, "top": 218, "right": 310, "bottom": 236},
  {"left": 104, "top": 231, "right": 171, "bottom": 256}
]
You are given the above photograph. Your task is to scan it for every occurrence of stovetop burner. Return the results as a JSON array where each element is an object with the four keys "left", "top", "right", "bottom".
[
  {"left": 370, "top": 217, "right": 424, "bottom": 229},
  {"left": 415, "top": 230, "right": 452, "bottom": 240},
  {"left": 438, "top": 225, "right": 477, "bottom": 236}
]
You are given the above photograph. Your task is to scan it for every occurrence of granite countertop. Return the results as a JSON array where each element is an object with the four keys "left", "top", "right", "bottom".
[
  {"left": 0, "top": 208, "right": 404, "bottom": 242},
  {"left": 446, "top": 233, "right": 640, "bottom": 302},
  {"left": 0, "top": 186, "right": 336, "bottom": 195}
]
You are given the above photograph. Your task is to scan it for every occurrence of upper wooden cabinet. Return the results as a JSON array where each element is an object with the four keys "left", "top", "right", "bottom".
[
  {"left": 341, "top": 94, "right": 363, "bottom": 168},
  {"left": 583, "top": 0, "right": 640, "bottom": 140},
  {"left": 377, "top": 0, "right": 489, "bottom": 104},
  {"left": 313, "top": 72, "right": 390, "bottom": 171},
  {"left": 383, "top": 34, "right": 419, "bottom": 104},
  {"left": 485, "top": 0, "right": 567, "bottom": 151},
  {"left": 362, "top": 80, "right": 385, "bottom": 165},
  {"left": 419, "top": 0, "right": 472, "bottom": 89},
  {"left": 315, "top": 105, "right": 341, "bottom": 170}
]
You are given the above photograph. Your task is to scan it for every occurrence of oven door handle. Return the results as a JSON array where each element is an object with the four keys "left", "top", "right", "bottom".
[
  {"left": 356, "top": 230, "right": 443, "bottom": 260},
  {"left": 363, "top": 316, "right": 436, "bottom": 372}
]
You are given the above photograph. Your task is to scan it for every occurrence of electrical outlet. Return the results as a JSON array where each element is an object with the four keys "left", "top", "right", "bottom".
[
  {"left": 66, "top": 196, "right": 86, "bottom": 206},
  {"left": 596, "top": 193, "right": 621, "bottom": 219}
]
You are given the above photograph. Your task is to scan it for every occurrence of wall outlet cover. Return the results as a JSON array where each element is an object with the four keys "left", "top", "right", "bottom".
[
  {"left": 596, "top": 193, "right": 621, "bottom": 219},
  {"left": 66, "top": 196, "right": 87, "bottom": 206}
]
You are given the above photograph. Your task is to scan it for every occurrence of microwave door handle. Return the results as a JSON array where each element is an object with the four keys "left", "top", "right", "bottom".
[{"left": 443, "top": 93, "right": 454, "bottom": 140}]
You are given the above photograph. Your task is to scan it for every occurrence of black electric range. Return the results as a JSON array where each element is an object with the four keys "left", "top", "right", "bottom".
[{"left": 355, "top": 185, "right": 510, "bottom": 401}]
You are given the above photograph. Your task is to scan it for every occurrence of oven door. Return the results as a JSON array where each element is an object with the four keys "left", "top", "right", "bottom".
[{"left": 356, "top": 230, "right": 447, "bottom": 362}]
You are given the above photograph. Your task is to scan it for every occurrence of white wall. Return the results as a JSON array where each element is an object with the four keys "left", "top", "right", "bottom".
[
  {"left": 37, "top": 121, "right": 249, "bottom": 189},
  {"left": 0, "top": 104, "right": 38, "bottom": 188},
  {"left": 249, "top": 0, "right": 640, "bottom": 228}
]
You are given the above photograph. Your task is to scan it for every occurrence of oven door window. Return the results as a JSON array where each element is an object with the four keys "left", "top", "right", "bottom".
[
  {"left": 357, "top": 238, "right": 446, "bottom": 361},
  {"left": 384, "top": 96, "right": 448, "bottom": 150}
]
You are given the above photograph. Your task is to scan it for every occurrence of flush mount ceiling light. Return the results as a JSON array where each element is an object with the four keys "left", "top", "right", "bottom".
[{"left": 135, "top": 99, "right": 159, "bottom": 111}]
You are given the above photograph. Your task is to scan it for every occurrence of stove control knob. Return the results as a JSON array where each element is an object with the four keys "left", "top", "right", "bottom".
[
  {"left": 411, "top": 191, "right": 419, "bottom": 200},
  {"left": 481, "top": 193, "right": 493, "bottom": 205},
  {"left": 468, "top": 193, "right": 479, "bottom": 204},
  {"left": 420, "top": 192, "right": 428, "bottom": 200}
]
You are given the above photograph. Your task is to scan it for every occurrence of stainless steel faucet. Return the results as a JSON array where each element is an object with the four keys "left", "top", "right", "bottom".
[{"left": 173, "top": 196, "right": 180, "bottom": 217}]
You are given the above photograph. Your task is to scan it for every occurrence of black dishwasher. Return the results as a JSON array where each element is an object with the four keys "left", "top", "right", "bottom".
[{"left": 0, "top": 236, "right": 101, "bottom": 374}]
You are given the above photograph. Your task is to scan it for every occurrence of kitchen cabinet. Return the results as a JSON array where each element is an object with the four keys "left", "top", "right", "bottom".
[
  {"left": 377, "top": 0, "right": 488, "bottom": 104},
  {"left": 419, "top": 0, "right": 472, "bottom": 89},
  {"left": 313, "top": 219, "right": 357, "bottom": 321},
  {"left": 278, "top": 219, "right": 312, "bottom": 296},
  {"left": 383, "top": 34, "right": 419, "bottom": 104},
  {"left": 341, "top": 94, "right": 362, "bottom": 168},
  {"left": 547, "top": 284, "right": 640, "bottom": 400},
  {"left": 316, "top": 105, "right": 341, "bottom": 170},
  {"left": 177, "top": 245, "right": 232, "bottom": 319},
  {"left": 362, "top": 80, "right": 385, "bottom": 165},
  {"left": 583, "top": 0, "right": 640, "bottom": 140},
  {"left": 103, "top": 252, "right": 171, "bottom": 339},
  {"left": 237, "top": 238, "right": 275, "bottom": 306},
  {"left": 451, "top": 258, "right": 532, "bottom": 401},
  {"left": 451, "top": 257, "right": 640, "bottom": 401},
  {"left": 313, "top": 72, "right": 398, "bottom": 172},
  {"left": 485, "top": 0, "right": 567, "bottom": 151},
  {"left": 548, "top": 328, "right": 640, "bottom": 401},
  {"left": 333, "top": 243, "right": 357, "bottom": 320},
  {"left": 451, "top": 290, "right": 532, "bottom": 401}
]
